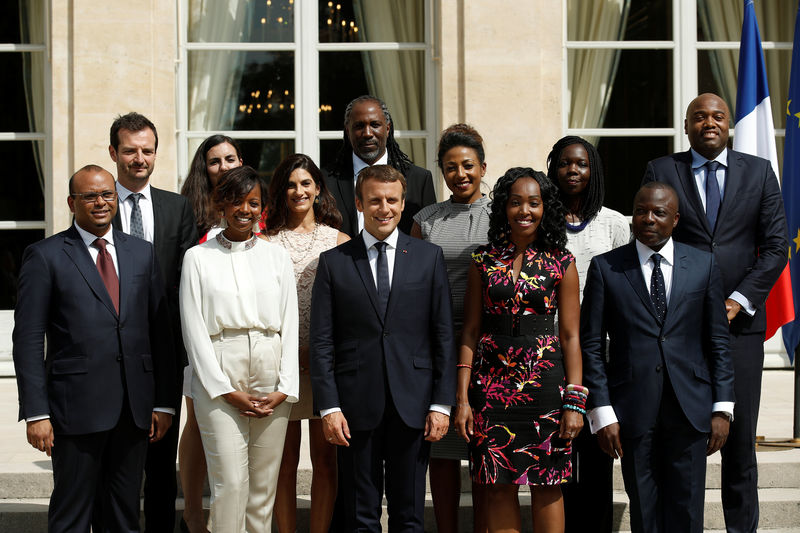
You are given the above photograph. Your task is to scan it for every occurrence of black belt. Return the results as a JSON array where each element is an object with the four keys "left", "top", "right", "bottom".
[{"left": 482, "top": 313, "right": 555, "bottom": 337}]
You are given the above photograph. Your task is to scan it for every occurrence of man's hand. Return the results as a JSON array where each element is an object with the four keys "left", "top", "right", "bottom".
[
  {"left": 150, "top": 412, "right": 173, "bottom": 442},
  {"left": 597, "top": 422, "right": 623, "bottom": 459},
  {"left": 707, "top": 412, "right": 731, "bottom": 456},
  {"left": 223, "top": 390, "right": 273, "bottom": 418},
  {"left": 725, "top": 298, "right": 742, "bottom": 322},
  {"left": 26, "top": 419, "right": 54, "bottom": 456},
  {"left": 424, "top": 411, "right": 450, "bottom": 442},
  {"left": 322, "top": 411, "right": 351, "bottom": 447}
]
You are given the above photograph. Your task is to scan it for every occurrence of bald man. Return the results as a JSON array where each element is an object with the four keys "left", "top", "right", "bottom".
[
  {"left": 12, "top": 165, "right": 176, "bottom": 532},
  {"left": 642, "top": 93, "right": 788, "bottom": 533}
]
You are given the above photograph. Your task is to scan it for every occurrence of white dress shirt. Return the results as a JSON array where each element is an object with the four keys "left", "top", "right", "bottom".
[
  {"left": 352, "top": 151, "right": 389, "bottom": 233},
  {"left": 587, "top": 237, "right": 734, "bottom": 433},
  {"left": 690, "top": 148, "right": 755, "bottom": 316},
  {"left": 320, "top": 227, "right": 451, "bottom": 418},
  {"left": 116, "top": 181, "right": 155, "bottom": 243}
]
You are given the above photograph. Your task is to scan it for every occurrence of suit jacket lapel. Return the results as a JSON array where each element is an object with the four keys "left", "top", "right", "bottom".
[
  {"left": 621, "top": 242, "right": 661, "bottom": 323},
  {"left": 338, "top": 161, "right": 358, "bottom": 233},
  {"left": 115, "top": 231, "right": 133, "bottom": 319},
  {"left": 716, "top": 150, "right": 743, "bottom": 231},
  {"left": 385, "top": 233, "right": 411, "bottom": 320},
  {"left": 666, "top": 244, "right": 688, "bottom": 321},
  {"left": 675, "top": 151, "right": 713, "bottom": 236},
  {"left": 151, "top": 187, "right": 164, "bottom": 248},
  {"left": 350, "top": 235, "right": 385, "bottom": 324},
  {"left": 62, "top": 227, "right": 118, "bottom": 318}
]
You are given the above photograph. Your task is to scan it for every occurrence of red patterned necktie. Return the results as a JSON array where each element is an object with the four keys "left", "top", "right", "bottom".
[{"left": 94, "top": 238, "right": 119, "bottom": 313}]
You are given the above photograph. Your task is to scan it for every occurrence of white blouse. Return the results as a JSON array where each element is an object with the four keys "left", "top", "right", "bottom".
[{"left": 180, "top": 235, "right": 299, "bottom": 401}]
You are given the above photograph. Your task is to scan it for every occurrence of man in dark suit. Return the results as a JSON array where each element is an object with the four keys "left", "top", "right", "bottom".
[
  {"left": 581, "top": 182, "right": 734, "bottom": 533},
  {"left": 13, "top": 165, "right": 176, "bottom": 532},
  {"left": 325, "top": 95, "right": 436, "bottom": 237},
  {"left": 310, "top": 165, "right": 455, "bottom": 531},
  {"left": 642, "top": 93, "right": 788, "bottom": 533},
  {"left": 108, "top": 112, "right": 198, "bottom": 531}
]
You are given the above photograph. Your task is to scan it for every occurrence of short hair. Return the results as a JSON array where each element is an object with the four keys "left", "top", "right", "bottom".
[
  {"left": 488, "top": 167, "right": 567, "bottom": 250},
  {"left": 635, "top": 181, "right": 680, "bottom": 210},
  {"left": 109, "top": 112, "right": 158, "bottom": 151},
  {"left": 69, "top": 164, "right": 111, "bottom": 194},
  {"left": 437, "top": 123, "right": 485, "bottom": 170},
  {"left": 181, "top": 135, "right": 243, "bottom": 236},
  {"left": 546, "top": 135, "right": 604, "bottom": 221},
  {"left": 213, "top": 166, "right": 267, "bottom": 211},
  {"left": 355, "top": 164, "right": 407, "bottom": 202},
  {"left": 264, "top": 153, "right": 342, "bottom": 235}
]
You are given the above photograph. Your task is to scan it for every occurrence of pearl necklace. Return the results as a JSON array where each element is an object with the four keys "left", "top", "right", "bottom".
[{"left": 278, "top": 223, "right": 320, "bottom": 265}]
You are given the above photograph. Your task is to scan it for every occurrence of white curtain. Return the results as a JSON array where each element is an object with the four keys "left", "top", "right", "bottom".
[
  {"left": 353, "top": 0, "right": 426, "bottom": 165},
  {"left": 19, "top": 0, "right": 45, "bottom": 192},
  {"left": 188, "top": 0, "right": 253, "bottom": 130},
  {"left": 567, "top": 0, "right": 630, "bottom": 146}
]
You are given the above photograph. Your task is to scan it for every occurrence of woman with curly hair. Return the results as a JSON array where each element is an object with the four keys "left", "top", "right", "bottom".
[
  {"left": 455, "top": 168, "right": 584, "bottom": 532},
  {"left": 262, "top": 154, "right": 349, "bottom": 533}
]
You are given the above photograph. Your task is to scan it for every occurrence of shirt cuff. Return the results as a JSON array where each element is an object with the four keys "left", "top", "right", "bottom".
[
  {"left": 320, "top": 407, "right": 342, "bottom": 418},
  {"left": 712, "top": 401, "right": 735, "bottom": 420},
  {"left": 154, "top": 407, "right": 175, "bottom": 416},
  {"left": 587, "top": 405, "right": 618, "bottom": 434},
  {"left": 25, "top": 414, "right": 50, "bottom": 423},
  {"left": 429, "top": 404, "right": 451, "bottom": 416},
  {"left": 729, "top": 291, "right": 756, "bottom": 316}
]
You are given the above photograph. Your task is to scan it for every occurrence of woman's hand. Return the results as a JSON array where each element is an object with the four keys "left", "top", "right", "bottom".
[
  {"left": 258, "top": 391, "right": 288, "bottom": 412},
  {"left": 454, "top": 403, "right": 474, "bottom": 442},
  {"left": 223, "top": 390, "right": 273, "bottom": 417},
  {"left": 559, "top": 409, "right": 584, "bottom": 441}
]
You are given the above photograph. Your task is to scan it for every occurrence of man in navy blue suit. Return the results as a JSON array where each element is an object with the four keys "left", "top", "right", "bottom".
[
  {"left": 581, "top": 183, "right": 734, "bottom": 533},
  {"left": 310, "top": 165, "right": 455, "bottom": 532},
  {"left": 13, "top": 165, "right": 175, "bottom": 532}
]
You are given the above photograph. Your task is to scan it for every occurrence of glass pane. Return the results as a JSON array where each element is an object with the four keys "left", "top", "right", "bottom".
[
  {"left": 596, "top": 137, "right": 674, "bottom": 216},
  {"left": 0, "top": 141, "right": 44, "bottom": 220},
  {"left": 600, "top": 50, "right": 672, "bottom": 128},
  {"left": 0, "top": 0, "right": 45, "bottom": 45},
  {"left": 188, "top": 0, "right": 294, "bottom": 43},
  {"left": 188, "top": 51, "right": 294, "bottom": 131},
  {"left": 698, "top": 0, "right": 794, "bottom": 42},
  {"left": 0, "top": 229, "right": 45, "bottom": 309},
  {"left": 567, "top": 0, "right": 670, "bottom": 41},
  {"left": 185, "top": 137, "right": 294, "bottom": 183},
  {"left": 0, "top": 52, "right": 44, "bottom": 132},
  {"left": 319, "top": 138, "right": 427, "bottom": 176},
  {"left": 319, "top": 0, "right": 424, "bottom": 43},
  {"left": 319, "top": 51, "right": 425, "bottom": 131}
]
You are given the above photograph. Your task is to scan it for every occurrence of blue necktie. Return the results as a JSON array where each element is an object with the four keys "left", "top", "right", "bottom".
[
  {"left": 129, "top": 193, "right": 145, "bottom": 239},
  {"left": 650, "top": 253, "right": 666, "bottom": 321},
  {"left": 374, "top": 241, "right": 390, "bottom": 317},
  {"left": 705, "top": 160, "right": 721, "bottom": 230}
]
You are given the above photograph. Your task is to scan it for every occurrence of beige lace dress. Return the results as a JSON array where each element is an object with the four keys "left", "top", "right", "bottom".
[{"left": 269, "top": 223, "right": 339, "bottom": 420}]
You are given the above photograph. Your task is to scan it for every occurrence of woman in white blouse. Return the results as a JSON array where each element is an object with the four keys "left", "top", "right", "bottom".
[{"left": 180, "top": 165, "right": 299, "bottom": 532}]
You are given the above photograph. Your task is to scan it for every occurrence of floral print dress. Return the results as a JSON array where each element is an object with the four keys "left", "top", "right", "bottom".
[{"left": 468, "top": 241, "right": 574, "bottom": 485}]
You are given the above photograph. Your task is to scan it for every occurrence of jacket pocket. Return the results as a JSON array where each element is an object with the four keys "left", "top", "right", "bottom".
[
  {"left": 141, "top": 354, "right": 154, "bottom": 372},
  {"left": 334, "top": 359, "right": 359, "bottom": 375},
  {"left": 693, "top": 365, "right": 711, "bottom": 384},
  {"left": 413, "top": 357, "right": 432, "bottom": 369},
  {"left": 50, "top": 357, "right": 88, "bottom": 375}
]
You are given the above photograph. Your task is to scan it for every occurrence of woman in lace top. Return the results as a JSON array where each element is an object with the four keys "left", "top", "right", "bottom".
[{"left": 263, "top": 154, "right": 350, "bottom": 533}]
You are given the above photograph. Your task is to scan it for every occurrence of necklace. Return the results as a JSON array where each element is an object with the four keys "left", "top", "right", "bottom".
[
  {"left": 216, "top": 231, "right": 258, "bottom": 250},
  {"left": 566, "top": 218, "right": 591, "bottom": 232},
  {"left": 278, "top": 222, "right": 320, "bottom": 265}
]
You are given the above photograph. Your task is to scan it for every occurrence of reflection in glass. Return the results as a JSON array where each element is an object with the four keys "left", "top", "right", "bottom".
[
  {"left": 319, "top": 0, "right": 424, "bottom": 43},
  {"left": 596, "top": 137, "right": 673, "bottom": 216},
  {"left": 189, "top": 51, "right": 294, "bottom": 131},
  {"left": 0, "top": 229, "right": 44, "bottom": 309},
  {"left": 0, "top": 142, "right": 44, "bottom": 221},
  {"left": 189, "top": 0, "right": 294, "bottom": 43}
]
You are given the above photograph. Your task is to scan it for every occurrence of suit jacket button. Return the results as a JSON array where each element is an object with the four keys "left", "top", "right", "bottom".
[
  {"left": 660, "top": 336, "right": 666, "bottom": 342},
  {"left": 655, "top": 364, "right": 662, "bottom": 372},
  {"left": 383, "top": 331, "right": 389, "bottom": 337},
  {"left": 711, "top": 241, "right": 717, "bottom": 248},
  {"left": 116, "top": 355, "right": 122, "bottom": 362}
]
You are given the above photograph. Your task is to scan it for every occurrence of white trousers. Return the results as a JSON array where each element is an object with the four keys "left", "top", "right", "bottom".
[{"left": 193, "top": 328, "right": 291, "bottom": 533}]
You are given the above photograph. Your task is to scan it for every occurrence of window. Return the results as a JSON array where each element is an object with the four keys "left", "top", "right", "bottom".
[{"left": 177, "top": 0, "right": 435, "bottom": 186}]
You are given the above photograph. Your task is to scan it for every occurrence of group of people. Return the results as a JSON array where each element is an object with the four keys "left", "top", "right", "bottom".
[{"left": 11, "top": 91, "right": 787, "bottom": 533}]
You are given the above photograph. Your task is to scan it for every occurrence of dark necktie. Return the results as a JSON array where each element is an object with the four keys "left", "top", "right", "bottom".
[
  {"left": 650, "top": 253, "right": 666, "bottom": 321},
  {"left": 94, "top": 238, "right": 120, "bottom": 313},
  {"left": 705, "top": 160, "right": 721, "bottom": 230},
  {"left": 374, "top": 241, "right": 390, "bottom": 317},
  {"left": 129, "top": 193, "right": 144, "bottom": 239}
]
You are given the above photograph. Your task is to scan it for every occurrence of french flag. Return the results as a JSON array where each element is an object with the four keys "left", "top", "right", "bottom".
[{"left": 733, "top": 0, "right": 794, "bottom": 344}]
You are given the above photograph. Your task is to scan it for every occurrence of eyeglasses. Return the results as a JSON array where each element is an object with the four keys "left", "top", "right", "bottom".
[{"left": 70, "top": 191, "right": 117, "bottom": 204}]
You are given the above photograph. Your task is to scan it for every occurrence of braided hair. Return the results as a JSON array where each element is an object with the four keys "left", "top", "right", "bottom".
[{"left": 545, "top": 135, "right": 604, "bottom": 222}]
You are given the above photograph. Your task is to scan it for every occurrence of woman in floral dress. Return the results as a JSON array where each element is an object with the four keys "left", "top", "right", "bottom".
[{"left": 455, "top": 167, "right": 584, "bottom": 533}]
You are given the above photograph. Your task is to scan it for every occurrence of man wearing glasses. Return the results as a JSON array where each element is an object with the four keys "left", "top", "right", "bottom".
[{"left": 12, "top": 165, "right": 176, "bottom": 532}]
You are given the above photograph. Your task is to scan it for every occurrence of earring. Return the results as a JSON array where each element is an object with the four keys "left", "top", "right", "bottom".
[{"left": 314, "top": 196, "right": 320, "bottom": 204}]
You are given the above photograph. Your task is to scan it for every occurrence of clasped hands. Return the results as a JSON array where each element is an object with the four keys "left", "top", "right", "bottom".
[{"left": 223, "top": 390, "right": 287, "bottom": 418}]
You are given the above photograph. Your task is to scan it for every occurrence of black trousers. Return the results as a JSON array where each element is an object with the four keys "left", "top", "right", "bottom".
[
  {"left": 562, "top": 420, "right": 614, "bottom": 533},
  {"left": 142, "top": 392, "right": 183, "bottom": 532}
]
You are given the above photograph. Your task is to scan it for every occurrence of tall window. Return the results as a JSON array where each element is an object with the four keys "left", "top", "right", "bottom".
[
  {"left": 177, "top": 0, "right": 435, "bottom": 186},
  {"left": 0, "top": 0, "right": 48, "bottom": 311},
  {"left": 564, "top": 0, "right": 793, "bottom": 216}
]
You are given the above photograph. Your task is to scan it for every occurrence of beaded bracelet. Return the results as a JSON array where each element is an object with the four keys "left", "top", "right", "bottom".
[
  {"left": 566, "top": 384, "right": 589, "bottom": 395},
  {"left": 456, "top": 363, "right": 472, "bottom": 370},
  {"left": 562, "top": 404, "right": 586, "bottom": 415}
]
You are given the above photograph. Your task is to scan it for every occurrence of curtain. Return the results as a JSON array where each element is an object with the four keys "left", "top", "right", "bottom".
[
  {"left": 698, "top": 1, "right": 794, "bottom": 163},
  {"left": 567, "top": 0, "right": 630, "bottom": 146},
  {"left": 353, "top": 1, "right": 426, "bottom": 166},
  {"left": 19, "top": 0, "right": 45, "bottom": 193},
  {"left": 188, "top": 0, "right": 253, "bottom": 131}
]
